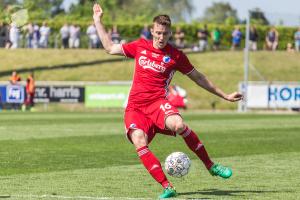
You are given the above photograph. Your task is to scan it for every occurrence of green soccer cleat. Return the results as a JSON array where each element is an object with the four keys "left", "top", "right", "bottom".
[
  {"left": 209, "top": 163, "right": 232, "bottom": 179},
  {"left": 159, "top": 186, "right": 177, "bottom": 199}
]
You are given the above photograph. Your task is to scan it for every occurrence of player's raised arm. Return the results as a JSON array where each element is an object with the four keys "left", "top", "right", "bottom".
[
  {"left": 93, "top": 3, "right": 123, "bottom": 55},
  {"left": 187, "top": 69, "right": 243, "bottom": 102}
]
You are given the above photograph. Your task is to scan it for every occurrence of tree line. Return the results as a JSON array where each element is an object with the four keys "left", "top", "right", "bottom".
[{"left": 1, "top": 1, "right": 269, "bottom": 25}]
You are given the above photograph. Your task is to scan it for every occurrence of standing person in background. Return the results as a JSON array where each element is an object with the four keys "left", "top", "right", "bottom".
[
  {"left": 39, "top": 21, "right": 51, "bottom": 48},
  {"left": 24, "top": 23, "right": 34, "bottom": 48},
  {"left": 211, "top": 27, "right": 221, "bottom": 51},
  {"left": 0, "top": 22, "right": 8, "bottom": 47},
  {"left": 231, "top": 26, "right": 242, "bottom": 50},
  {"left": 60, "top": 23, "right": 70, "bottom": 49},
  {"left": 265, "top": 27, "right": 279, "bottom": 51},
  {"left": 32, "top": 23, "right": 40, "bottom": 49},
  {"left": 87, "top": 22, "right": 101, "bottom": 48},
  {"left": 111, "top": 25, "right": 121, "bottom": 44},
  {"left": 24, "top": 72, "right": 35, "bottom": 111},
  {"left": 197, "top": 24, "right": 209, "bottom": 52},
  {"left": 69, "top": 24, "right": 81, "bottom": 48},
  {"left": 249, "top": 26, "right": 258, "bottom": 51},
  {"left": 93, "top": 3, "right": 243, "bottom": 199},
  {"left": 9, "top": 70, "right": 21, "bottom": 84},
  {"left": 9, "top": 23, "right": 19, "bottom": 49},
  {"left": 174, "top": 27, "right": 185, "bottom": 49},
  {"left": 140, "top": 24, "right": 152, "bottom": 40},
  {"left": 294, "top": 27, "right": 300, "bottom": 52}
]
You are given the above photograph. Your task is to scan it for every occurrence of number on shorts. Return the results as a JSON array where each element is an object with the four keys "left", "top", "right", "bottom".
[{"left": 160, "top": 103, "right": 172, "bottom": 112}]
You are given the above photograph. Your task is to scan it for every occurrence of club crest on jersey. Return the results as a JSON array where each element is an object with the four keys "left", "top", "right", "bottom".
[
  {"left": 129, "top": 123, "right": 137, "bottom": 129},
  {"left": 163, "top": 55, "right": 171, "bottom": 63}
]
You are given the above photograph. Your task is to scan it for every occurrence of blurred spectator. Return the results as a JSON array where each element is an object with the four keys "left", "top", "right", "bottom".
[
  {"left": 197, "top": 24, "right": 209, "bottom": 52},
  {"left": 9, "top": 23, "right": 20, "bottom": 49},
  {"left": 167, "top": 84, "right": 187, "bottom": 109},
  {"left": 294, "top": 27, "right": 300, "bottom": 52},
  {"left": 0, "top": 22, "right": 9, "bottom": 47},
  {"left": 174, "top": 27, "right": 185, "bottom": 49},
  {"left": 231, "top": 26, "right": 242, "bottom": 50},
  {"left": 140, "top": 24, "right": 151, "bottom": 40},
  {"left": 265, "top": 27, "right": 279, "bottom": 51},
  {"left": 32, "top": 23, "right": 40, "bottom": 49},
  {"left": 286, "top": 43, "right": 295, "bottom": 53},
  {"left": 24, "top": 72, "right": 35, "bottom": 110},
  {"left": 249, "top": 26, "right": 258, "bottom": 51},
  {"left": 60, "top": 23, "right": 70, "bottom": 49},
  {"left": 39, "top": 21, "right": 51, "bottom": 48},
  {"left": 211, "top": 27, "right": 221, "bottom": 50},
  {"left": 24, "top": 23, "right": 34, "bottom": 48},
  {"left": 9, "top": 70, "right": 21, "bottom": 84},
  {"left": 111, "top": 25, "right": 121, "bottom": 44},
  {"left": 69, "top": 24, "right": 81, "bottom": 48},
  {"left": 87, "top": 22, "right": 101, "bottom": 48}
]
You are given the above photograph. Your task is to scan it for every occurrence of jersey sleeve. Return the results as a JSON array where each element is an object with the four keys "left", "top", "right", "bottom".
[
  {"left": 121, "top": 39, "right": 140, "bottom": 58},
  {"left": 176, "top": 52, "right": 195, "bottom": 75}
]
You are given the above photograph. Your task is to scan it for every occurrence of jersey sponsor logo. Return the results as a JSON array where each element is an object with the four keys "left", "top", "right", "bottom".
[
  {"left": 141, "top": 50, "right": 147, "bottom": 55},
  {"left": 163, "top": 55, "right": 171, "bottom": 63},
  {"left": 138, "top": 56, "right": 166, "bottom": 73}
]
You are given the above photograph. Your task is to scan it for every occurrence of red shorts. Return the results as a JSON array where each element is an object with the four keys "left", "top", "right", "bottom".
[{"left": 124, "top": 99, "right": 180, "bottom": 144}]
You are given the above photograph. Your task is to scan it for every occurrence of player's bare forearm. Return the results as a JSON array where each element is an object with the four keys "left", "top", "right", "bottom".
[
  {"left": 94, "top": 22, "right": 113, "bottom": 51},
  {"left": 187, "top": 69, "right": 243, "bottom": 102},
  {"left": 93, "top": 3, "right": 122, "bottom": 55}
]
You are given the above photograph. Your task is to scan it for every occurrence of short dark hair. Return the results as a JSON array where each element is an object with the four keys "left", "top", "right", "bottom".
[{"left": 152, "top": 15, "right": 171, "bottom": 28}]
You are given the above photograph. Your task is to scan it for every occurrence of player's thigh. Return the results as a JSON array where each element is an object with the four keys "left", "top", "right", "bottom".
[{"left": 124, "top": 109, "right": 154, "bottom": 145}]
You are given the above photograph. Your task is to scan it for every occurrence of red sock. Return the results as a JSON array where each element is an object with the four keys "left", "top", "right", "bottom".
[
  {"left": 137, "top": 146, "right": 170, "bottom": 188},
  {"left": 179, "top": 126, "right": 214, "bottom": 170}
]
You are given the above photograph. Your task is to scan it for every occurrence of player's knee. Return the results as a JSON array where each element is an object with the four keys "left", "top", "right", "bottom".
[
  {"left": 168, "top": 121, "right": 185, "bottom": 134},
  {"left": 130, "top": 129, "right": 147, "bottom": 149},
  {"left": 174, "top": 122, "right": 185, "bottom": 134}
]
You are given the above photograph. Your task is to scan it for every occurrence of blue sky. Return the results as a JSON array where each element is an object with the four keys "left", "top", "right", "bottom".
[{"left": 62, "top": 0, "right": 300, "bottom": 26}]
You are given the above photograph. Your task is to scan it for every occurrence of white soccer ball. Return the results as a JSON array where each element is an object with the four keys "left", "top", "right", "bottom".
[{"left": 164, "top": 152, "right": 191, "bottom": 178}]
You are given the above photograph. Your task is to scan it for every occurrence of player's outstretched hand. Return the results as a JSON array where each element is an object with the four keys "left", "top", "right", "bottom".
[
  {"left": 93, "top": 3, "right": 103, "bottom": 23},
  {"left": 225, "top": 92, "right": 243, "bottom": 102}
]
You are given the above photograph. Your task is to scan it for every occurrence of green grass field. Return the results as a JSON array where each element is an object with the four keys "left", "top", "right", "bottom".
[{"left": 0, "top": 112, "right": 299, "bottom": 199}]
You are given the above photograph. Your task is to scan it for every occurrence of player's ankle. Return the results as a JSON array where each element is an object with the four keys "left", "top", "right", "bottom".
[{"left": 162, "top": 181, "right": 171, "bottom": 188}]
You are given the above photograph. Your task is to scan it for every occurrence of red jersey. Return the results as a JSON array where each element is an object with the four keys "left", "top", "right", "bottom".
[{"left": 122, "top": 38, "right": 194, "bottom": 106}]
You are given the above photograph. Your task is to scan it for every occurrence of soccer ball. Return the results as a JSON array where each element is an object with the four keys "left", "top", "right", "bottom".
[{"left": 164, "top": 152, "right": 191, "bottom": 178}]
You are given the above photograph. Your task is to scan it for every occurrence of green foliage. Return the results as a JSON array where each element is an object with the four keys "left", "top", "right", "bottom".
[
  {"left": 67, "top": 0, "right": 193, "bottom": 23},
  {"left": 200, "top": 2, "right": 239, "bottom": 24},
  {"left": 33, "top": 0, "right": 64, "bottom": 19},
  {"left": 250, "top": 8, "right": 269, "bottom": 25}
]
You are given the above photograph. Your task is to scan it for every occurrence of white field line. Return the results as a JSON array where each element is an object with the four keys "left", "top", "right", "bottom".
[
  {"left": 10, "top": 194, "right": 187, "bottom": 200},
  {"left": 10, "top": 194, "right": 153, "bottom": 200}
]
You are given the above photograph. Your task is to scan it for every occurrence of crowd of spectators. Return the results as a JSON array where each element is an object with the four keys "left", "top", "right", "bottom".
[{"left": 0, "top": 21, "right": 300, "bottom": 52}]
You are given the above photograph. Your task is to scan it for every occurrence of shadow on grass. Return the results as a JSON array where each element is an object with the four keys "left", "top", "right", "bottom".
[
  {"left": 178, "top": 188, "right": 291, "bottom": 198},
  {"left": 0, "top": 51, "right": 200, "bottom": 77},
  {"left": 0, "top": 57, "right": 126, "bottom": 77}
]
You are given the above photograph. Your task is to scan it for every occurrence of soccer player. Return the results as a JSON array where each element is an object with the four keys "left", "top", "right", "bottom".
[{"left": 93, "top": 3, "right": 243, "bottom": 199}]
